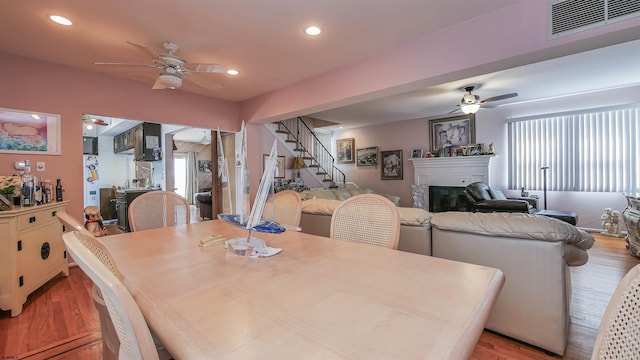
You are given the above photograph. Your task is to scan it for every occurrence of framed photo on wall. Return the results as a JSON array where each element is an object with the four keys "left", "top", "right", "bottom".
[
  {"left": 336, "top": 138, "right": 355, "bottom": 164},
  {"left": 381, "top": 150, "right": 403, "bottom": 180},
  {"left": 263, "top": 154, "right": 285, "bottom": 178},
  {"left": 0, "top": 107, "right": 62, "bottom": 155},
  {"left": 429, "top": 114, "right": 475, "bottom": 153},
  {"left": 356, "top": 146, "right": 378, "bottom": 166}
]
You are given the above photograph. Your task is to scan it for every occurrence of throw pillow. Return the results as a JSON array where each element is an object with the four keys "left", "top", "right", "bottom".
[{"left": 489, "top": 187, "right": 507, "bottom": 200}]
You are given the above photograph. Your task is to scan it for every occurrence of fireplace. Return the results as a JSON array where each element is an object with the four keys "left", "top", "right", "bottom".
[{"left": 429, "top": 186, "right": 471, "bottom": 213}]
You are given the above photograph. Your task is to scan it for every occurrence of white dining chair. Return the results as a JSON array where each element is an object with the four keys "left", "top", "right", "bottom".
[
  {"left": 263, "top": 190, "right": 302, "bottom": 229},
  {"left": 330, "top": 193, "right": 400, "bottom": 249},
  {"left": 591, "top": 263, "right": 640, "bottom": 359},
  {"left": 128, "top": 191, "right": 190, "bottom": 232}
]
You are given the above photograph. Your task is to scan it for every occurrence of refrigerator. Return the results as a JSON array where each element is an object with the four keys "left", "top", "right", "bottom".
[{"left": 84, "top": 155, "right": 100, "bottom": 209}]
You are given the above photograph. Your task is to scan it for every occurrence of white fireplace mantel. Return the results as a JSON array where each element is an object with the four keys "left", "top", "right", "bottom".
[{"left": 409, "top": 155, "right": 496, "bottom": 188}]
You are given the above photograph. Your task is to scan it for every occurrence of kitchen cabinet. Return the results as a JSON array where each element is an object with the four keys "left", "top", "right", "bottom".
[
  {"left": 0, "top": 202, "right": 69, "bottom": 316},
  {"left": 113, "top": 122, "right": 162, "bottom": 161}
]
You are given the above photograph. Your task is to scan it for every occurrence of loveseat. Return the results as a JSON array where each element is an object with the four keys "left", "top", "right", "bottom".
[
  {"left": 430, "top": 212, "right": 594, "bottom": 355},
  {"left": 298, "top": 188, "right": 433, "bottom": 255}
]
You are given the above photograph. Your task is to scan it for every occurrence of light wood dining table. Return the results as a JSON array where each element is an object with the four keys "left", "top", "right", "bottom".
[{"left": 101, "top": 220, "right": 504, "bottom": 359}]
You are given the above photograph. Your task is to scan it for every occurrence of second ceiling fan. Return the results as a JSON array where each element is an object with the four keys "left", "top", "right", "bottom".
[{"left": 449, "top": 85, "right": 518, "bottom": 114}]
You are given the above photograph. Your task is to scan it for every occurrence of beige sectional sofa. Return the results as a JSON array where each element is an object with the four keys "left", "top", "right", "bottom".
[
  {"left": 430, "top": 212, "right": 595, "bottom": 356},
  {"left": 299, "top": 188, "right": 432, "bottom": 255}
]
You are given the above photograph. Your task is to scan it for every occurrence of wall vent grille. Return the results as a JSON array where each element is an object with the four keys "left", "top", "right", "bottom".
[{"left": 549, "top": 0, "right": 640, "bottom": 38}]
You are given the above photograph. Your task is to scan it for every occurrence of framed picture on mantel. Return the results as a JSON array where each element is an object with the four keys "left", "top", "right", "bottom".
[{"left": 429, "top": 114, "right": 475, "bottom": 153}]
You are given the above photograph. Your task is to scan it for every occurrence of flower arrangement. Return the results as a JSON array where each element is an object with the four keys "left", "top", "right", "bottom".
[{"left": 0, "top": 176, "right": 22, "bottom": 197}]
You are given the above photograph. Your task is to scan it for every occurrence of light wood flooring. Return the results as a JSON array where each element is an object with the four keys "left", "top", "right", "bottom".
[{"left": 0, "top": 233, "right": 637, "bottom": 359}]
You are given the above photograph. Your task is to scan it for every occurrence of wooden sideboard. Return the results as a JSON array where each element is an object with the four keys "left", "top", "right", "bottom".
[{"left": 0, "top": 201, "right": 69, "bottom": 316}]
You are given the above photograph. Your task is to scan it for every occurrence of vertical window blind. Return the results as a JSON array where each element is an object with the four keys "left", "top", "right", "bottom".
[{"left": 508, "top": 104, "right": 640, "bottom": 193}]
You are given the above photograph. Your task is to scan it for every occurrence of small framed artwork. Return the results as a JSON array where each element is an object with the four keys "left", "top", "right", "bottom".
[
  {"left": 411, "top": 149, "right": 423, "bottom": 158},
  {"left": 356, "top": 146, "right": 378, "bottom": 166},
  {"left": 198, "top": 160, "right": 212, "bottom": 172},
  {"left": 263, "top": 154, "right": 285, "bottom": 178},
  {"left": 0, "top": 107, "right": 62, "bottom": 155},
  {"left": 336, "top": 138, "right": 355, "bottom": 164},
  {"left": 381, "top": 150, "right": 403, "bottom": 180},
  {"left": 429, "top": 114, "right": 475, "bottom": 153}
]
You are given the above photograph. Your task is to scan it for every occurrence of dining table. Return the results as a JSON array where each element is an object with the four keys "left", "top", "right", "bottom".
[{"left": 101, "top": 219, "right": 504, "bottom": 359}]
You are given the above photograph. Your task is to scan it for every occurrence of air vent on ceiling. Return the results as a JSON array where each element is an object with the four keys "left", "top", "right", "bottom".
[{"left": 549, "top": 0, "right": 640, "bottom": 38}]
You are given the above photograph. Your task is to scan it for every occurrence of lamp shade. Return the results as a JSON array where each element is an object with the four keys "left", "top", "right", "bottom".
[
  {"left": 291, "top": 157, "right": 307, "bottom": 169},
  {"left": 460, "top": 103, "right": 480, "bottom": 114}
]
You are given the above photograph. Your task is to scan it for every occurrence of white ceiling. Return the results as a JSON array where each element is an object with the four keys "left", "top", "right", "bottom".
[{"left": 2, "top": 1, "right": 640, "bottom": 129}]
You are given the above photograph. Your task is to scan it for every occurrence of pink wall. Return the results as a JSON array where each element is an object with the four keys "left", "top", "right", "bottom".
[
  {"left": 0, "top": 52, "right": 240, "bottom": 220},
  {"left": 240, "top": 0, "right": 640, "bottom": 124}
]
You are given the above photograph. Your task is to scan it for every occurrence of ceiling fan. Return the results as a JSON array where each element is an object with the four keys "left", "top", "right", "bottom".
[
  {"left": 449, "top": 85, "right": 518, "bottom": 114},
  {"left": 95, "top": 41, "right": 225, "bottom": 90}
]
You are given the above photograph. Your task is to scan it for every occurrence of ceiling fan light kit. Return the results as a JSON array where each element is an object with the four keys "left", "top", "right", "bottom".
[{"left": 461, "top": 103, "right": 480, "bottom": 114}]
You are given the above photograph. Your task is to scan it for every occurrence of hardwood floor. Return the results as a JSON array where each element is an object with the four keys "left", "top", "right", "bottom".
[{"left": 0, "top": 233, "right": 637, "bottom": 359}]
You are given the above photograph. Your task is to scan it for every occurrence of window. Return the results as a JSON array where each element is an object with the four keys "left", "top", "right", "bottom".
[{"left": 508, "top": 104, "right": 640, "bottom": 193}]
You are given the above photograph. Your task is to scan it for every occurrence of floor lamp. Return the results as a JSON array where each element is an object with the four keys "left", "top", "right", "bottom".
[{"left": 541, "top": 166, "right": 549, "bottom": 210}]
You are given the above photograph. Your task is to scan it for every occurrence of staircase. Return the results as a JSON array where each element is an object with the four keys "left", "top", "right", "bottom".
[{"left": 275, "top": 117, "right": 344, "bottom": 189}]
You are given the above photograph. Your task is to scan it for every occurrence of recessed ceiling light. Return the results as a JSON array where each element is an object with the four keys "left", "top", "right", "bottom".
[
  {"left": 305, "top": 26, "right": 321, "bottom": 36},
  {"left": 50, "top": 15, "right": 72, "bottom": 26},
  {"left": 226, "top": 69, "right": 239, "bottom": 76},
  {"left": 31, "top": 114, "right": 40, "bottom": 120}
]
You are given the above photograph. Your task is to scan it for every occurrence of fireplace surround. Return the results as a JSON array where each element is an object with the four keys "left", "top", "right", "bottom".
[{"left": 409, "top": 155, "right": 495, "bottom": 210}]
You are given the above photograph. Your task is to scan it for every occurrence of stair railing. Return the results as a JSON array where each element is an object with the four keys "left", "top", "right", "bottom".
[{"left": 278, "top": 117, "right": 345, "bottom": 187}]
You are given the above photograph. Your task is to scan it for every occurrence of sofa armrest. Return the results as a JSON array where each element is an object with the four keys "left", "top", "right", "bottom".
[{"left": 473, "top": 199, "right": 532, "bottom": 213}]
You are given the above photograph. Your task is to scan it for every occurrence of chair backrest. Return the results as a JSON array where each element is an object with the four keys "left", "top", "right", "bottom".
[
  {"left": 56, "top": 211, "right": 92, "bottom": 235},
  {"left": 63, "top": 231, "right": 159, "bottom": 360},
  {"left": 464, "top": 182, "right": 493, "bottom": 203},
  {"left": 128, "top": 191, "right": 190, "bottom": 232},
  {"left": 263, "top": 190, "right": 302, "bottom": 228},
  {"left": 591, "top": 263, "right": 640, "bottom": 359},
  {"left": 330, "top": 194, "right": 400, "bottom": 249}
]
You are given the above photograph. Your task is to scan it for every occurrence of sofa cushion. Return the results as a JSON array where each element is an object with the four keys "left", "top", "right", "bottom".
[
  {"left": 430, "top": 212, "right": 594, "bottom": 265},
  {"left": 302, "top": 198, "right": 431, "bottom": 226},
  {"left": 331, "top": 189, "right": 353, "bottom": 201},
  {"left": 301, "top": 190, "right": 339, "bottom": 201}
]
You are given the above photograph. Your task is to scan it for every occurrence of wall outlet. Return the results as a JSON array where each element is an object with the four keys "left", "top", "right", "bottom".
[{"left": 36, "top": 162, "right": 45, "bottom": 172}]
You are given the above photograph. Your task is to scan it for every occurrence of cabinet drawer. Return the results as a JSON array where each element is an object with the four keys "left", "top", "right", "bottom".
[{"left": 18, "top": 208, "right": 61, "bottom": 231}]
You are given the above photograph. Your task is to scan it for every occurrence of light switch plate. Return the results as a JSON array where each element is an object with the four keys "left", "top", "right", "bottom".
[{"left": 36, "top": 162, "right": 45, "bottom": 172}]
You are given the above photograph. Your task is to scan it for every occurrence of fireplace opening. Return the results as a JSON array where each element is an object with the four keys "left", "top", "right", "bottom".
[{"left": 429, "top": 186, "right": 472, "bottom": 213}]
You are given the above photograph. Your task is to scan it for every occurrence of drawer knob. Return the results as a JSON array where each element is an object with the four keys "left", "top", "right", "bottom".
[{"left": 29, "top": 216, "right": 36, "bottom": 223}]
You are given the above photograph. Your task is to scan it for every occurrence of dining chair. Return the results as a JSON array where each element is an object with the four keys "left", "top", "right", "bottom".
[
  {"left": 128, "top": 191, "right": 190, "bottom": 232},
  {"left": 591, "top": 263, "right": 640, "bottom": 359},
  {"left": 56, "top": 211, "right": 92, "bottom": 235},
  {"left": 263, "top": 190, "right": 302, "bottom": 228},
  {"left": 330, "top": 193, "right": 400, "bottom": 249},
  {"left": 63, "top": 231, "right": 164, "bottom": 360}
]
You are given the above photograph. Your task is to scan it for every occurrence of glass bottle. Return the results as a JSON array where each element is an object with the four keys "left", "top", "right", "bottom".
[
  {"left": 21, "top": 160, "right": 35, "bottom": 207},
  {"left": 55, "top": 178, "right": 64, "bottom": 202}
]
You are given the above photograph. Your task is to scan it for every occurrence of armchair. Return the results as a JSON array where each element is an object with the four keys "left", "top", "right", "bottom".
[{"left": 465, "top": 182, "right": 536, "bottom": 214}]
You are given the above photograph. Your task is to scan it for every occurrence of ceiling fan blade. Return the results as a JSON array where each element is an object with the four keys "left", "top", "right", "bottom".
[
  {"left": 185, "top": 73, "right": 223, "bottom": 90},
  {"left": 481, "top": 92, "right": 518, "bottom": 104},
  {"left": 95, "top": 62, "right": 162, "bottom": 69},
  {"left": 446, "top": 106, "right": 461, "bottom": 115},
  {"left": 184, "top": 63, "right": 225, "bottom": 73},
  {"left": 152, "top": 76, "right": 167, "bottom": 90},
  {"left": 126, "top": 41, "right": 167, "bottom": 64}
]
